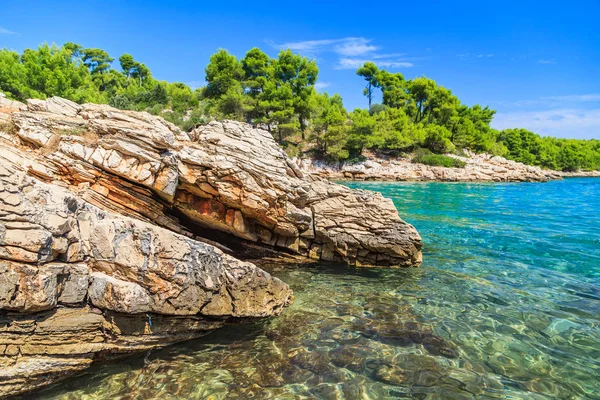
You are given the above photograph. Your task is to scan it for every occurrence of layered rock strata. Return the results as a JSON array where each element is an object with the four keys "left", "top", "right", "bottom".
[
  {"left": 0, "top": 165, "right": 292, "bottom": 397},
  {"left": 1, "top": 97, "right": 422, "bottom": 267}
]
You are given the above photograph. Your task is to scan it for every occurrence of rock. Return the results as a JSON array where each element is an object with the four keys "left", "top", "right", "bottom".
[
  {"left": 180, "top": 121, "right": 422, "bottom": 266},
  {"left": 27, "top": 97, "right": 81, "bottom": 117},
  {"left": 0, "top": 168, "right": 292, "bottom": 317},
  {"left": 0, "top": 97, "right": 423, "bottom": 395},
  {"left": 1, "top": 101, "right": 422, "bottom": 267},
  {"left": 46, "top": 96, "right": 81, "bottom": 117},
  {"left": 0, "top": 261, "right": 89, "bottom": 312},
  {"left": 26, "top": 98, "right": 48, "bottom": 112},
  {"left": 0, "top": 307, "right": 224, "bottom": 398},
  {"left": 0, "top": 167, "right": 292, "bottom": 397},
  {"left": 0, "top": 94, "right": 26, "bottom": 112}
]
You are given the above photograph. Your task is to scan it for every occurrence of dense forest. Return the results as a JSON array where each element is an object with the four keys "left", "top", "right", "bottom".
[{"left": 1, "top": 43, "right": 599, "bottom": 171}]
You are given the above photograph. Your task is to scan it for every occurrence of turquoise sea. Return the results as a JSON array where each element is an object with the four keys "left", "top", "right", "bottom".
[{"left": 33, "top": 178, "right": 600, "bottom": 399}]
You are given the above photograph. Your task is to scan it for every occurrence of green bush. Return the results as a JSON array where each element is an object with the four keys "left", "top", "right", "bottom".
[{"left": 412, "top": 148, "right": 466, "bottom": 168}]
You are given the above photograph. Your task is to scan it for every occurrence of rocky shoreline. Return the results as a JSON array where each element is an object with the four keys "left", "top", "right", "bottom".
[
  {"left": 0, "top": 97, "right": 422, "bottom": 397},
  {"left": 296, "top": 152, "right": 600, "bottom": 183},
  {"left": 3, "top": 94, "right": 596, "bottom": 397}
]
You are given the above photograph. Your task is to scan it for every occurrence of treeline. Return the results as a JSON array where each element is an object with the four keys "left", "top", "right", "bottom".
[
  {"left": 1, "top": 43, "right": 598, "bottom": 171},
  {"left": 0, "top": 43, "right": 202, "bottom": 129}
]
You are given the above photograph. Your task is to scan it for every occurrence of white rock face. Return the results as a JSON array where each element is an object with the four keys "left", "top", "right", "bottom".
[{"left": 0, "top": 166, "right": 291, "bottom": 317}]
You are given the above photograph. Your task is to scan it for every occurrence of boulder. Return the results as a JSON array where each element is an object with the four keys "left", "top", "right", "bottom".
[
  {"left": 180, "top": 121, "right": 422, "bottom": 266},
  {"left": 0, "top": 93, "right": 26, "bottom": 112},
  {"left": 0, "top": 165, "right": 292, "bottom": 397}
]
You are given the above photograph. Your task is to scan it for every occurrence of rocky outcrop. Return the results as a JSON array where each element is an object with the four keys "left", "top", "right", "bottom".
[
  {"left": 1, "top": 98, "right": 422, "bottom": 267},
  {"left": 0, "top": 97, "right": 422, "bottom": 397},
  {"left": 0, "top": 164, "right": 292, "bottom": 397},
  {"left": 296, "top": 151, "right": 599, "bottom": 182},
  {"left": 179, "top": 122, "right": 422, "bottom": 266}
]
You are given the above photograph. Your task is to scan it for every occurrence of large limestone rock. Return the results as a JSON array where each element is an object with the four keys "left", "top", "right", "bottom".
[
  {"left": 0, "top": 165, "right": 292, "bottom": 397},
  {"left": 2, "top": 97, "right": 422, "bottom": 267},
  {"left": 179, "top": 121, "right": 422, "bottom": 266},
  {"left": 0, "top": 97, "right": 422, "bottom": 397}
]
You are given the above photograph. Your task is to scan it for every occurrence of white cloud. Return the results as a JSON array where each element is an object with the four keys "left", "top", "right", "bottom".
[
  {"left": 274, "top": 37, "right": 377, "bottom": 57},
  {"left": 538, "top": 59, "right": 556, "bottom": 64},
  {"left": 498, "top": 94, "right": 600, "bottom": 109},
  {"left": 0, "top": 26, "right": 18, "bottom": 35},
  {"left": 271, "top": 37, "right": 415, "bottom": 70},
  {"left": 314, "top": 82, "right": 331, "bottom": 91},
  {"left": 542, "top": 94, "right": 600, "bottom": 102},
  {"left": 273, "top": 38, "right": 337, "bottom": 52},
  {"left": 335, "top": 58, "right": 414, "bottom": 70},
  {"left": 458, "top": 52, "right": 494, "bottom": 60},
  {"left": 371, "top": 52, "right": 406, "bottom": 59},
  {"left": 492, "top": 108, "right": 600, "bottom": 139}
]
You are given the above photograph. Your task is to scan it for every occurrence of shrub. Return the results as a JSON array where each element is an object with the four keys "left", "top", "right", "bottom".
[
  {"left": 282, "top": 142, "right": 300, "bottom": 158},
  {"left": 108, "top": 94, "right": 131, "bottom": 110},
  {"left": 412, "top": 148, "right": 467, "bottom": 168},
  {"left": 423, "top": 125, "right": 454, "bottom": 154}
]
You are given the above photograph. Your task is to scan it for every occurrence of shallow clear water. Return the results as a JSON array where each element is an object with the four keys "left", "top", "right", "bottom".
[{"left": 33, "top": 178, "right": 600, "bottom": 399}]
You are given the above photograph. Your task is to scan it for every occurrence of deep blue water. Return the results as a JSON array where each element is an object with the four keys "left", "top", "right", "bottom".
[{"left": 35, "top": 178, "right": 600, "bottom": 399}]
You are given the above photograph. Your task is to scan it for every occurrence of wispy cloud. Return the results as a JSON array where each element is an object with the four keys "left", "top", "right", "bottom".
[
  {"left": 335, "top": 58, "right": 414, "bottom": 70},
  {"left": 371, "top": 53, "right": 406, "bottom": 59},
  {"left": 270, "top": 37, "right": 415, "bottom": 70},
  {"left": 334, "top": 38, "right": 379, "bottom": 56},
  {"left": 458, "top": 52, "right": 494, "bottom": 60},
  {"left": 542, "top": 94, "right": 600, "bottom": 102},
  {"left": 498, "top": 93, "right": 600, "bottom": 108},
  {"left": 0, "top": 26, "right": 18, "bottom": 35},
  {"left": 274, "top": 37, "right": 376, "bottom": 56},
  {"left": 492, "top": 108, "right": 600, "bottom": 139},
  {"left": 493, "top": 93, "right": 600, "bottom": 138},
  {"left": 538, "top": 59, "right": 556, "bottom": 64},
  {"left": 314, "top": 82, "right": 331, "bottom": 91}
]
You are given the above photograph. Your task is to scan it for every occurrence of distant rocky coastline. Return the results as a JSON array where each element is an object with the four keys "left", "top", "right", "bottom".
[{"left": 296, "top": 151, "right": 600, "bottom": 183}]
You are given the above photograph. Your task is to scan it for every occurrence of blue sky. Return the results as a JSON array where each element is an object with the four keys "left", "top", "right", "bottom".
[{"left": 1, "top": 0, "right": 599, "bottom": 139}]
